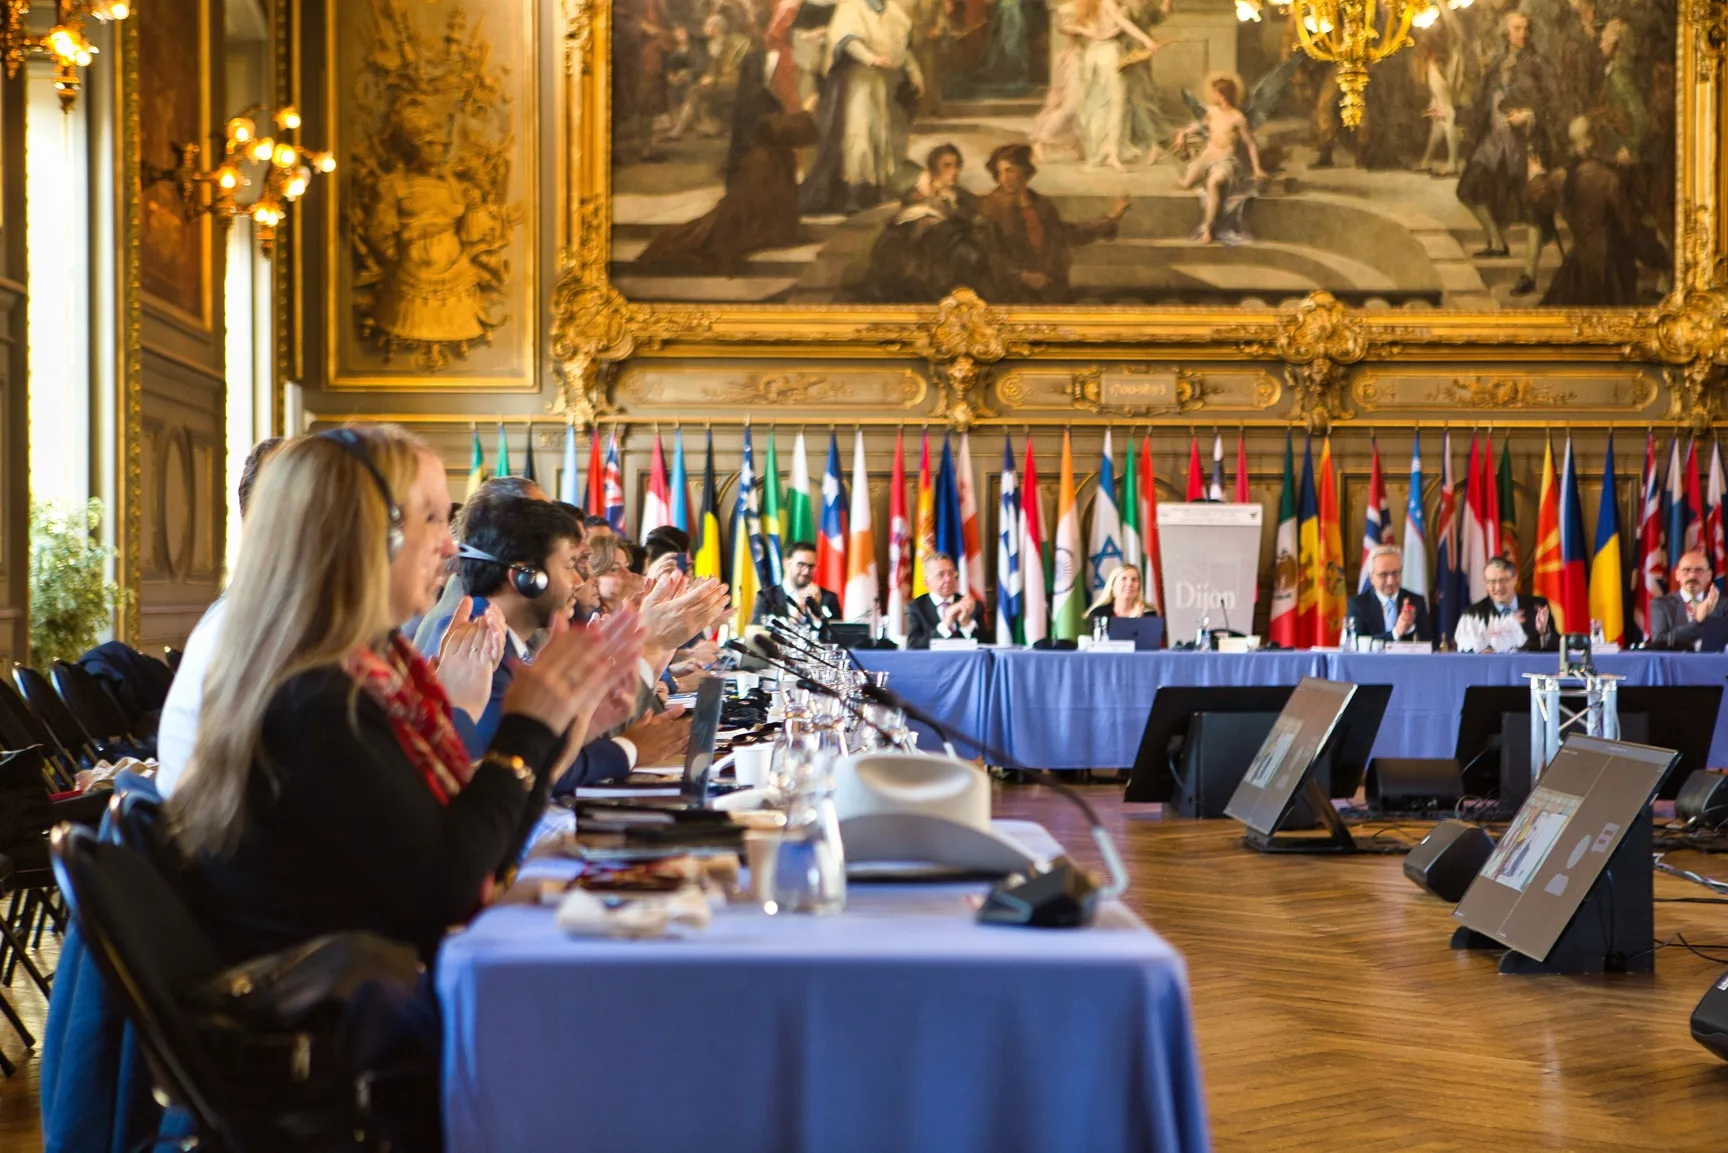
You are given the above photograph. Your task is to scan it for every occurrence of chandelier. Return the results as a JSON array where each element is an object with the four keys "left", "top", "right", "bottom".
[
  {"left": 142, "top": 105, "right": 334, "bottom": 254},
  {"left": 1235, "top": 0, "right": 1470, "bottom": 128},
  {"left": 0, "top": 1, "right": 132, "bottom": 112}
]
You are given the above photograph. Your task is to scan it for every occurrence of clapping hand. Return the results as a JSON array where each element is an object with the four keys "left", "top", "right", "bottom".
[
  {"left": 642, "top": 575, "right": 731, "bottom": 649},
  {"left": 1695, "top": 585, "right": 1721, "bottom": 623},
  {"left": 435, "top": 597, "right": 506, "bottom": 720},
  {"left": 502, "top": 609, "right": 648, "bottom": 748},
  {"left": 1394, "top": 600, "right": 1416, "bottom": 639},
  {"left": 1533, "top": 603, "right": 1552, "bottom": 636},
  {"left": 943, "top": 595, "right": 976, "bottom": 629}
]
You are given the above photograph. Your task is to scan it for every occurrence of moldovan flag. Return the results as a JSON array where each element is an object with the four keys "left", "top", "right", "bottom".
[
  {"left": 1403, "top": 432, "right": 1429, "bottom": 602},
  {"left": 668, "top": 428, "right": 689, "bottom": 532},
  {"left": 559, "top": 422, "right": 578, "bottom": 505},
  {"left": 494, "top": 422, "right": 512, "bottom": 478},
  {"left": 957, "top": 433, "right": 986, "bottom": 605},
  {"left": 817, "top": 432, "right": 848, "bottom": 598},
  {"left": 1558, "top": 436, "right": 1591, "bottom": 633},
  {"left": 912, "top": 430, "right": 935, "bottom": 597},
  {"left": 1533, "top": 438, "right": 1564, "bottom": 619},
  {"left": 1021, "top": 438, "right": 1049, "bottom": 645},
  {"left": 1120, "top": 432, "right": 1143, "bottom": 574},
  {"left": 1630, "top": 431, "right": 1665, "bottom": 641},
  {"left": 693, "top": 431, "right": 724, "bottom": 584},
  {"left": 602, "top": 431, "right": 626, "bottom": 533},
  {"left": 1588, "top": 434, "right": 1625, "bottom": 644},
  {"left": 1185, "top": 435, "right": 1205, "bottom": 501},
  {"left": 1087, "top": 430, "right": 1124, "bottom": 599},
  {"left": 1297, "top": 438, "right": 1322, "bottom": 647},
  {"left": 584, "top": 429, "right": 604, "bottom": 520},
  {"left": 1709, "top": 438, "right": 1728, "bottom": 595},
  {"left": 1268, "top": 431, "right": 1299, "bottom": 648},
  {"left": 1359, "top": 436, "right": 1391, "bottom": 592},
  {"left": 887, "top": 429, "right": 911, "bottom": 639},
  {"left": 784, "top": 430, "right": 814, "bottom": 546},
  {"left": 466, "top": 424, "right": 488, "bottom": 498},
  {"left": 1139, "top": 435, "right": 1163, "bottom": 615},
  {"left": 1052, "top": 431, "right": 1084, "bottom": 641},
  {"left": 1318, "top": 437, "right": 1346, "bottom": 644},
  {"left": 730, "top": 428, "right": 764, "bottom": 635},
  {"left": 760, "top": 430, "right": 785, "bottom": 587},
  {"left": 996, "top": 435, "right": 1022, "bottom": 645},
  {"left": 844, "top": 430, "right": 878, "bottom": 622},
  {"left": 640, "top": 433, "right": 671, "bottom": 542}
]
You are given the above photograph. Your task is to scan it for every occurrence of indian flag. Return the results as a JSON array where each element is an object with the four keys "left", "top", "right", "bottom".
[{"left": 1052, "top": 431, "right": 1083, "bottom": 641}]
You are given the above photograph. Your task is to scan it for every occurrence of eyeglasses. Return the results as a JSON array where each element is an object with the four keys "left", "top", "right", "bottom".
[{"left": 1372, "top": 568, "right": 1402, "bottom": 579}]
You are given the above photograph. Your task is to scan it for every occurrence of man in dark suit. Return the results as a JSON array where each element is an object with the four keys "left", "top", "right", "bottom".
[
  {"left": 1649, "top": 550, "right": 1728, "bottom": 649},
  {"left": 1346, "top": 544, "right": 1432, "bottom": 643},
  {"left": 906, "top": 551, "right": 982, "bottom": 649},
  {"left": 1458, "top": 555, "right": 1559, "bottom": 652},
  {"left": 753, "top": 541, "right": 841, "bottom": 625}
]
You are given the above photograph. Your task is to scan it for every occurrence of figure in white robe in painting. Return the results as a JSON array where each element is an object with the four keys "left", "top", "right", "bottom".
[
  {"left": 798, "top": 0, "right": 923, "bottom": 212},
  {"left": 1061, "top": 0, "right": 1159, "bottom": 171}
]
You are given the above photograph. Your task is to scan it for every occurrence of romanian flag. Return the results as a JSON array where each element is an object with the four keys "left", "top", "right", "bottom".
[
  {"left": 494, "top": 422, "right": 512, "bottom": 478},
  {"left": 1533, "top": 438, "right": 1564, "bottom": 617},
  {"left": 1185, "top": 435, "right": 1205, "bottom": 501},
  {"left": 640, "top": 432, "right": 671, "bottom": 542},
  {"left": 1297, "top": 438, "right": 1322, "bottom": 647},
  {"left": 816, "top": 432, "right": 848, "bottom": 598},
  {"left": 1589, "top": 434, "right": 1625, "bottom": 644},
  {"left": 1269, "top": 432, "right": 1298, "bottom": 648},
  {"left": 1140, "top": 436, "right": 1162, "bottom": 617},
  {"left": 1558, "top": 435, "right": 1590, "bottom": 633},
  {"left": 693, "top": 431, "right": 724, "bottom": 584},
  {"left": 1022, "top": 438, "right": 1049, "bottom": 644},
  {"left": 1497, "top": 437, "right": 1518, "bottom": 572},
  {"left": 1318, "top": 437, "right": 1346, "bottom": 644},
  {"left": 844, "top": 430, "right": 878, "bottom": 622},
  {"left": 584, "top": 429, "right": 604, "bottom": 519},
  {"left": 912, "top": 430, "right": 935, "bottom": 597},
  {"left": 465, "top": 424, "right": 487, "bottom": 498},
  {"left": 1052, "top": 431, "right": 1083, "bottom": 641},
  {"left": 887, "top": 429, "right": 911, "bottom": 638},
  {"left": 760, "top": 430, "right": 785, "bottom": 587}
]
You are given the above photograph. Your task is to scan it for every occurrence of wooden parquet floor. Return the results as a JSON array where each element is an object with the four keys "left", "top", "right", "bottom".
[{"left": 3, "top": 786, "right": 1728, "bottom": 1151}]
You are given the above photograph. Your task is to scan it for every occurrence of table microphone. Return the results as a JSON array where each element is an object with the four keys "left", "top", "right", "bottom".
[{"left": 853, "top": 682, "right": 1129, "bottom": 929}]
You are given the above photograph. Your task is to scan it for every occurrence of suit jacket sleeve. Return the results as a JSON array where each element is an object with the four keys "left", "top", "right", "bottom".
[
  {"left": 905, "top": 598, "right": 936, "bottom": 649},
  {"left": 1410, "top": 595, "right": 1433, "bottom": 643},
  {"left": 550, "top": 737, "right": 632, "bottom": 797},
  {"left": 751, "top": 587, "right": 780, "bottom": 624},
  {"left": 1653, "top": 595, "right": 1707, "bottom": 649}
]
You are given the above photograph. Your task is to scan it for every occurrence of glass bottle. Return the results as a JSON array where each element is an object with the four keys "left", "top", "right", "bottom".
[{"left": 767, "top": 743, "right": 846, "bottom": 915}]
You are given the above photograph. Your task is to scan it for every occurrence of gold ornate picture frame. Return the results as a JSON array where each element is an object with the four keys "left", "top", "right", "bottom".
[{"left": 553, "top": 0, "right": 1728, "bottom": 432}]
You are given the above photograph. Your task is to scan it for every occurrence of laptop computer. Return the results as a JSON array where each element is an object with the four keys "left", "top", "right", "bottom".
[
  {"left": 574, "top": 676, "right": 727, "bottom": 802},
  {"left": 1108, "top": 617, "right": 1164, "bottom": 651}
]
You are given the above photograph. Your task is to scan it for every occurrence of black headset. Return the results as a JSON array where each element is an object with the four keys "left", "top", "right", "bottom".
[
  {"left": 319, "top": 429, "right": 405, "bottom": 560},
  {"left": 457, "top": 542, "right": 551, "bottom": 599}
]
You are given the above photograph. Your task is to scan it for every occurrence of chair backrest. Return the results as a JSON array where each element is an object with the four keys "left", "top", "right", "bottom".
[
  {"left": 49, "top": 824, "right": 244, "bottom": 1152},
  {"left": 52, "top": 660, "right": 136, "bottom": 744},
  {"left": 0, "top": 746, "right": 52, "bottom": 852},
  {"left": 13, "top": 664, "right": 97, "bottom": 764},
  {"left": 0, "top": 677, "right": 80, "bottom": 788}
]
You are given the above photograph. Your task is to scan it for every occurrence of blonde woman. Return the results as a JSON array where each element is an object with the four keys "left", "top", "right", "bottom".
[
  {"left": 589, "top": 534, "right": 648, "bottom": 616},
  {"left": 1087, "top": 563, "right": 1154, "bottom": 620}
]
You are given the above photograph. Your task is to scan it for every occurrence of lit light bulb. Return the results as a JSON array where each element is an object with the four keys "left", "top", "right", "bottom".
[
  {"left": 252, "top": 203, "right": 278, "bottom": 226},
  {"left": 252, "top": 138, "right": 274, "bottom": 162},
  {"left": 216, "top": 166, "right": 240, "bottom": 190},
  {"left": 1412, "top": 4, "right": 1439, "bottom": 26},
  {"left": 227, "top": 116, "right": 255, "bottom": 143},
  {"left": 110, "top": 2, "right": 131, "bottom": 18},
  {"left": 1234, "top": 0, "right": 1262, "bottom": 20},
  {"left": 1302, "top": 13, "right": 1333, "bottom": 32},
  {"left": 316, "top": 153, "right": 336, "bottom": 173},
  {"left": 272, "top": 144, "right": 296, "bottom": 168},
  {"left": 1448, "top": 0, "right": 1472, "bottom": 7},
  {"left": 275, "top": 106, "right": 302, "bottom": 131},
  {"left": 47, "top": 28, "right": 76, "bottom": 60}
]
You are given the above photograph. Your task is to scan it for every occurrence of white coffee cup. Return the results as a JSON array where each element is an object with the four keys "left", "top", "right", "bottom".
[{"left": 734, "top": 743, "right": 776, "bottom": 787}]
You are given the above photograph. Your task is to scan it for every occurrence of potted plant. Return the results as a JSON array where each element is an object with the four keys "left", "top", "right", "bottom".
[{"left": 28, "top": 499, "right": 133, "bottom": 666}]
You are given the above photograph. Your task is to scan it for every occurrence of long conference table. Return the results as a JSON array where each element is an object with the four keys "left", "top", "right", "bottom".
[{"left": 853, "top": 649, "right": 1728, "bottom": 770}]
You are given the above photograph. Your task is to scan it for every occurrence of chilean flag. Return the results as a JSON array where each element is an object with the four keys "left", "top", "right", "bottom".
[{"left": 816, "top": 432, "right": 848, "bottom": 597}]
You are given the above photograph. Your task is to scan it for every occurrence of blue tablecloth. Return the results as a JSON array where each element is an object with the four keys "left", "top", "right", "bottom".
[
  {"left": 853, "top": 648, "right": 993, "bottom": 755},
  {"left": 984, "top": 651, "right": 1327, "bottom": 770},
  {"left": 439, "top": 824, "right": 1210, "bottom": 1153}
]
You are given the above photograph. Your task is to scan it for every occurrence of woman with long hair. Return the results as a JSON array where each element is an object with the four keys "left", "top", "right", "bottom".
[
  {"left": 589, "top": 535, "right": 648, "bottom": 616},
  {"left": 1087, "top": 563, "right": 1153, "bottom": 620}
]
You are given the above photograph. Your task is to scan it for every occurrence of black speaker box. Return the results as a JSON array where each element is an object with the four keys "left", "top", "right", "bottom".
[
  {"left": 1692, "top": 969, "right": 1728, "bottom": 1061},
  {"left": 1403, "top": 819, "right": 1495, "bottom": 903},
  {"left": 1169, "top": 710, "right": 1279, "bottom": 819},
  {"left": 1676, "top": 769, "right": 1728, "bottom": 830}
]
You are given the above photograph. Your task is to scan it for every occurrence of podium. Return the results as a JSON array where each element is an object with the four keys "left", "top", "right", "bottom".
[{"left": 1155, "top": 502, "right": 1264, "bottom": 645}]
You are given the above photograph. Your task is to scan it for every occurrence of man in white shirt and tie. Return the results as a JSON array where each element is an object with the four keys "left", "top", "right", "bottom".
[
  {"left": 1457, "top": 555, "right": 1557, "bottom": 652},
  {"left": 905, "top": 552, "right": 981, "bottom": 648},
  {"left": 1649, "top": 550, "right": 1728, "bottom": 649},
  {"left": 1345, "top": 544, "right": 1432, "bottom": 643}
]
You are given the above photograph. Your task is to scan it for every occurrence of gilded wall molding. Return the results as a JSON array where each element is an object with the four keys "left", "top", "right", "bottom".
[{"left": 116, "top": 19, "right": 143, "bottom": 645}]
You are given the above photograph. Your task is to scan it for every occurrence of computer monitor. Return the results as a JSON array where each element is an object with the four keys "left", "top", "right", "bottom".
[
  {"left": 1224, "top": 677, "right": 1360, "bottom": 852},
  {"left": 679, "top": 676, "right": 727, "bottom": 803},
  {"left": 1107, "top": 617, "right": 1165, "bottom": 651},
  {"left": 1124, "top": 683, "right": 1390, "bottom": 804},
  {"left": 1453, "top": 735, "right": 1677, "bottom": 967}
]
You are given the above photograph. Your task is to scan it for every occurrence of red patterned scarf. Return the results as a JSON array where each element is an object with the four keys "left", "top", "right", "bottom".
[{"left": 343, "top": 634, "right": 473, "bottom": 804}]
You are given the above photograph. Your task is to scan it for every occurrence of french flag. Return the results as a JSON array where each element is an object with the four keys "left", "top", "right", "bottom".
[{"left": 816, "top": 432, "right": 848, "bottom": 597}]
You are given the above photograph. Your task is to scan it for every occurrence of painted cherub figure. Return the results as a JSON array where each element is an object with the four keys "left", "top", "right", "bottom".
[{"left": 1173, "top": 74, "right": 1265, "bottom": 244}]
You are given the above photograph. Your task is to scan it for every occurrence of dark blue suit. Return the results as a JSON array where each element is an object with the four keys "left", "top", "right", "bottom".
[{"left": 445, "top": 598, "right": 631, "bottom": 790}]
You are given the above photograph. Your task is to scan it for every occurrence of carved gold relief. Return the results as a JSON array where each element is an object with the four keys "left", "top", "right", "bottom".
[{"left": 1428, "top": 377, "right": 1580, "bottom": 409}]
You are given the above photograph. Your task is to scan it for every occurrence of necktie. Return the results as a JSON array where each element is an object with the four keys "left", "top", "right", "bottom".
[{"left": 1382, "top": 597, "right": 1397, "bottom": 635}]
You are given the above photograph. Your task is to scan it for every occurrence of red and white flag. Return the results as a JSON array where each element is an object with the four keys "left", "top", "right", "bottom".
[
  {"left": 1185, "top": 435, "right": 1205, "bottom": 501},
  {"left": 886, "top": 429, "right": 912, "bottom": 639},
  {"left": 1630, "top": 431, "right": 1666, "bottom": 640},
  {"left": 957, "top": 433, "right": 986, "bottom": 605},
  {"left": 844, "top": 430, "right": 878, "bottom": 623},
  {"left": 640, "top": 433, "right": 671, "bottom": 542},
  {"left": 1709, "top": 438, "right": 1728, "bottom": 595},
  {"left": 1460, "top": 435, "right": 1489, "bottom": 602}
]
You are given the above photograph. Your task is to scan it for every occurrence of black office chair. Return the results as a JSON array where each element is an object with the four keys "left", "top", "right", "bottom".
[
  {"left": 52, "top": 660, "right": 150, "bottom": 758},
  {"left": 14, "top": 664, "right": 119, "bottom": 768},
  {"left": 0, "top": 679, "right": 78, "bottom": 791},
  {"left": 0, "top": 746, "right": 61, "bottom": 994}
]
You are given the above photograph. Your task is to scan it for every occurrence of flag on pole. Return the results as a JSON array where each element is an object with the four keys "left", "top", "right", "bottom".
[
  {"left": 1403, "top": 432, "right": 1429, "bottom": 601},
  {"left": 887, "top": 429, "right": 911, "bottom": 639},
  {"left": 817, "top": 433, "right": 848, "bottom": 598},
  {"left": 521, "top": 422, "right": 538, "bottom": 485},
  {"left": 640, "top": 433, "right": 671, "bottom": 542},
  {"left": 1481, "top": 436, "right": 1501, "bottom": 560},
  {"left": 1297, "top": 438, "right": 1323, "bottom": 647},
  {"left": 785, "top": 430, "right": 814, "bottom": 546},
  {"left": 693, "top": 431, "right": 724, "bottom": 584},
  {"left": 1709, "top": 438, "right": 1728, "bottom": 595},
  {"left": 585, "top": 429, "right": 604, "bottom": 519},
  {"left": 996, "top": 435, "right": 1023, "bottom": 645},
  {"left": 1022, "top": 438, "right": 1049, "bottom": 645},
  {"left": 1052, "top": 433, "right": 1083, "bottom": 641},
  {"left": 957, "top": 433, "right": 986, "bottom": 606},
  {"left": 1686, "top": 437, "right": 1706, "bottom": 556},
  {"left": 1359, "top": 436, "right": 1392, "bottom": 592},
  {"left": 1208, "top": 432, "right": 1225, "bottom": 501},
  {"left": 559, "top": 422, "right": 579, "bottom": 506},
  {"left": 1318, "top": 436, "right": 1346, "bottom": 643},
  {"left": 1185, "top": 435, "right": 1205, "bottom": 501},
  {"left": 1497, "top": 437, "right": 1518, "bottom": 572},
  {"left": 844, "top": 430, "right": 877, "bottom": 623},
  {"left": 466, "top": 424, "right": 488, "bottom": 498},
  {"left": 934, "top": 435, "right": 963, "bottom": 576},
  {"left": 730, "top": 429, "right": 764, "bottom": 635},
  {"left": 1558, "top": 435, "right": 1590, "bottom": 633},
  {"left": 912, "top": 431, "right": 935, "bottom": 597},
  {"left": 1121, "top": 433, "right": 1143, "bottom": 574},
  {"left": 1533, "top": 437, "right": 1564, "bottom": 621},
  {"left": 1630, "top": 431, "right": 1665, "bottom": 641},
  {"left": 1461, "top": 435, "right": 1489, "bottom": 602},
  {"left": 1269, "top": 431, "right": 1299, "bottom": 648},
  {"left": 1666, "top": 435, "right": 1690, "bottom": 584},
  {"left": 1435, "top": 431, "right": 1464, "bottom": 642},
  {"left": 1139, "top": 436, "right": 1163, "bottom": 616},
  {"left": 1088, "top": 430, "right": 1124, "bottom": 599},
  {"left": 494, "top": 422, "right": 512, "bottom": 478},
  {"left": 1589, "top": 435, "right": 1625, "bottom": 644},
  {"left": 760, "top": 430, "right": 785, "bottom": 587},
  {"left": 669, "top": 428, "right": 689, "bottom": 532},
  {"left": 1234, "top": 431, "right": 1250, "bottom": 503},
  {"left": 603, "top": 431, "right": 626, "bottom": 532}
]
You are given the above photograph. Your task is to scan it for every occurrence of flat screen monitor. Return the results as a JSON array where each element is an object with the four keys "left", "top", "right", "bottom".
[
  {"left": 679, "top": 676, "right": 726, "bottom": 803},
  {"left": 1453, "top": 735, "right": 1677, "bottom": 962},
  {"left": 1224, "top": 677, "right": 1358, "bottom": 846},
  {"left": 1107, "top": 617, "right": 1165, "bottom": 651}
]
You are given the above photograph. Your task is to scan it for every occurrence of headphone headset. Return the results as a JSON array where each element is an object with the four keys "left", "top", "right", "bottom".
[
  {"left": 457, "top": 542, "right": 551, "bottom": 599},
  {"left": 319, "top": 429, "right": 405, "bottom": 560}
]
